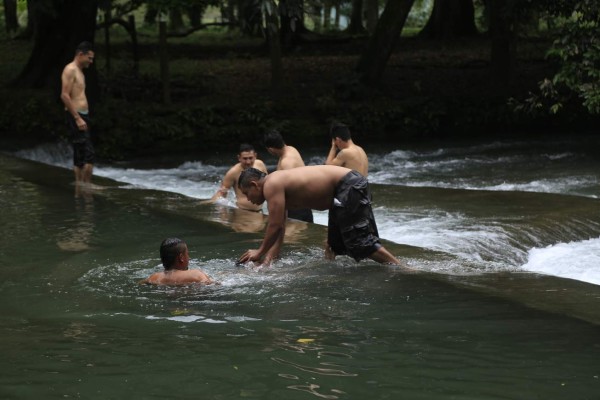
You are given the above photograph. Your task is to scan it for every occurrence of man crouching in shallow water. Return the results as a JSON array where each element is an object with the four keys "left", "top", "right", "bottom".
[
  {"left": 141, "top": 238, "right": 214, "bottom": 286},
  {"left": 237, "top": 165, "right": 404, "bottom": 266}
]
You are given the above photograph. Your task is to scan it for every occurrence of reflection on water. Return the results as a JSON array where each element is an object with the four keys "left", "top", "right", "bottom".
[
  {"left": 208, "top": 203, "right": 311, "bottom": 244},
  {"left": 56, "top": 184, "right": 96, "bottom": 252},
  {"left": 210, "top": 204, "right": 267, "bottom": 233}
]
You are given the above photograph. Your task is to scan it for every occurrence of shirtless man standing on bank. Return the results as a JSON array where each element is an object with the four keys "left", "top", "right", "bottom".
[
  {"left": 325, "top": 122, "right": 369, "bottom": 177},
  {"left": 237, "top": 165, "right": 403, "bottom": 266},
  {"left": 207, "top": 143, "right": 268, "bottom": 211},
  {"left": 60, "top": 41, "right": 95, "bottom": 184}
]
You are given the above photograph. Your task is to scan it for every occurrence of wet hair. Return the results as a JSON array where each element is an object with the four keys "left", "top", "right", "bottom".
[
  {"left": 330, "top": 122, "right": 351, "bottom": 141},
  {"left": 263, "top": 130, "right": 285, "bottom": 149},
  {"left": 238, "top": 143, "right": 256, "bottom": 154},
  {"left": 159, "top": 238, "right": 187, "bottom": 270},
  {"left": 75, "top": 41, "right": 94, "bottom": 55},
  {"left": 238, "top": 167, "right": 266, "bottom": 189}
]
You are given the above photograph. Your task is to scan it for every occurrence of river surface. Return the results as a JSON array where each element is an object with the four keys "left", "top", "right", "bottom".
[{"left": 2, "top": 136, "right": 600, "bottom": 399}]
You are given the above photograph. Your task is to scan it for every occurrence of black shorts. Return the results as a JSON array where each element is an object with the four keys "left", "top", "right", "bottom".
[
  {"left": 66, "top": 112, "right": 95, "bottom": 167},
  {"left": 288, "top": 208, "right": 314, "bottom": 223},
  {"left": 327, "top": 171, "right": 381, "bottom": 261}
]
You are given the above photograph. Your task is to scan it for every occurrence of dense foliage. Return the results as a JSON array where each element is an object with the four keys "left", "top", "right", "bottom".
[
  {"left": 512, "top": 0, "right": 600, "bottom": 115},
  {"left": 1, "top": 0, "right": 599, "bottom": 159}
]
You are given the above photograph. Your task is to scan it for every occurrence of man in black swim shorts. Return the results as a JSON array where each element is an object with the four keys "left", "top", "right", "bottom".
[
  {"left": 327, "top": 170, "right": 381, "bottom": 261},
  {"left": 66, "top": 112, "right": 95, "bottom": 172},
  {"left": 60, "top": 41, "right": 95, "bottom": 184},
  {"left": 237, "top": 165, "right": 402, "bottom": 266}
]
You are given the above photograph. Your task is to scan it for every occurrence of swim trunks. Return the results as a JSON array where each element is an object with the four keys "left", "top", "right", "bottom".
[
  {"left": 327, "top": 170, "right": 382, "bottom": 261},
  {"left": 288, "top": 208, "right": 314, "bottom": 223},
  {"left": 66, "top": 112, "right": 95, "bottom": 167}
]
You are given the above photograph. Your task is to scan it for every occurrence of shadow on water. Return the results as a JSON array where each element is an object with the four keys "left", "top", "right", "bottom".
[{"left": 1, "top": 154, "right": 600, "bottom": 399}]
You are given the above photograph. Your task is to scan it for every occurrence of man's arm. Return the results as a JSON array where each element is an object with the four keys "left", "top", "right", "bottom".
[
  {"left": 208, "top": 168, "right": 236, "bottom": 202},
  {"left": 60, "top": 66, "right": 86, "bottom": 131},
  {"left": 238, "top": 180, "right": 286, "bottom": 263},
  {"left": 261, "top": 216, "right": 286, "bottom": 265},
  {"left": 326, "top": 139, "right": 344, "bottom": 167}
]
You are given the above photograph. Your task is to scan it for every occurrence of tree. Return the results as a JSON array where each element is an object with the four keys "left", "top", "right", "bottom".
[
  {"left": 489, "top": 0, "right": 516, "bottom": 88},
  {"left": 11, "top": 0, "right": 99, "bottom": 103},
  {"left": 356, "top": 0, "right": 416, "bottom": 85},
  {"left": 419, "top": 0, "right": 478, "bottom": 39},
  {"left": 365, "top": 0, "right": 379, "bottom": 33},
  {"left": 239, "top": 0, "right": 263, "bottom": 36},
  {"left": 347, "top": 0, "right": 366, "bottom": 34},
  {"left": 263, "top": 0, "right": 283, "bottom": 96},
  {"left": 516, "top": 0, "right": 600, "bottom": 115},
  {"left": 3, "top": 0, "right": 19, "bottom": 34}
]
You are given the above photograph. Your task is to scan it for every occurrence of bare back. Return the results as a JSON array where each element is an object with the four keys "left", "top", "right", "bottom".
[
  {"left": 278, "top": 145, "right": 305, "bottom": 170},
  {"left": 337, "top": 144, "right": 368, "bottom": 176},
  {"left": 263, "top": 165, "right": 351, "bottom": 211},
  {"left": 144, "top": 269, "right": 212, "bottom": 286}
]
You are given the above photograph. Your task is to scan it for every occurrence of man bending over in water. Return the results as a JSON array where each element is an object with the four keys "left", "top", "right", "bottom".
[
  {"left": 237, "top": 165, "right": 403, "bottom": 266},
  {"left": 141, "top": 238, "right": 214, "bottom": 286}
]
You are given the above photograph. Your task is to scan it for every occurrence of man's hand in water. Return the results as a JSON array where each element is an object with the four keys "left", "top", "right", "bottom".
[{"left": 239, "top": 249, "right": 261, "bottom": 264}]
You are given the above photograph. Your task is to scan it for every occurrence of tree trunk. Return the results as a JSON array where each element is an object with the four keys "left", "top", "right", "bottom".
[
  {"left": 356, "top": 0, "right": 415, "bottom": 86},
  {"left": 238, "top": 0, "right": 262, "bottom": 36},
  {"left": 11, "top": 0, "right": 99, "bottom": 103},
  {"left": 309, "top": 3, "right": 322, "bottom": 31},
  {"left": 169, "top": 8, "right": 185, "bottom": 33},
  {"left": 489, "top": 0, "right": 515, "bottom": 88},
  {"left": 347, "top": 0, "right": 366, "bottom": 34},
  {"left": 222, "top": 0, "right": 236, "bottom": 28},
  {"left": 279, "top": 0, "right": 308, "bottom": 48},
  {"left": 365, "top": 0, "right": 379, "bottom": 33},
  {"left": 187, "top": 5, "right": 203, "bottom": 28},
  {"left": 265, "top": 0, "right": 283, "bottom": 97},
  {"left": 144, "top": 5, "right": 158, "bottom": 25},
  {"left": 159, "top": 20, "right": 171, "bottom": 105},
  {"left": 323, "top": 1, "right": 332, "bottom": 29},
  {"left": 420, "top": 0, "right": 478, "bottom": 39},
  {"left": 3, "top": 0, "right": 19, "bottom": 34}
]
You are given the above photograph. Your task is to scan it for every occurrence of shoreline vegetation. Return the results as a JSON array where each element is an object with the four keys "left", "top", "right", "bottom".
[{"left": 1, "top": 11, "right": 598, "bottom": 162}]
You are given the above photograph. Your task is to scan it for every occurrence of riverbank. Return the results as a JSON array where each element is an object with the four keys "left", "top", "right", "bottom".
[{"left": 1, "top": 32, "right": 597, "bottom": 160}]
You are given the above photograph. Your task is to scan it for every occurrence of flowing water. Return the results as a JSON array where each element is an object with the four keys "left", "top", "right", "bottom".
[{"left": 2, "top": 135, "right": 600, "bottom": 399}]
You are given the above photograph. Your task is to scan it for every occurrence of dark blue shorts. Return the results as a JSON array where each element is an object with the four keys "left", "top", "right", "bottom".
[{"left": 327, "top": 171, "right": 381, "bottom": 261}]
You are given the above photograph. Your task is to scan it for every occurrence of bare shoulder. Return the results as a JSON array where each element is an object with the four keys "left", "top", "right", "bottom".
[
  {"left": 141, "top": 272, "right": 163, "bottom": 285},
  {"left": 254, "top": 159, "right": 268, "bottom": 173},
  {"left": 190, "top": 269, "right": 212, "bottom": 283},
  {"left": 61, "top": 63, "right": 76, "bottom": 79},
  {"left": 223, "top": 163, "right": 243, "bottom": 182}
]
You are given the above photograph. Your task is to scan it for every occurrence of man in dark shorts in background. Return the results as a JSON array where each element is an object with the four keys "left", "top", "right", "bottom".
[
  {"left": 60, "top": 41, "right": 95, "bottom": 184},
  {"left": 263, "top": 129, "right": 313, "bottom": 223}
]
